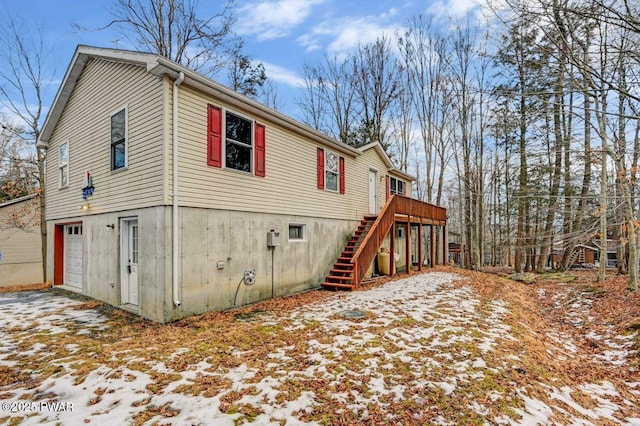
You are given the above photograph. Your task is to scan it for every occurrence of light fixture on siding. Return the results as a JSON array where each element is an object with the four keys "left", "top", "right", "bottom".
[{"left": 80, "top": 202, "right": 90, "bottom": 210}]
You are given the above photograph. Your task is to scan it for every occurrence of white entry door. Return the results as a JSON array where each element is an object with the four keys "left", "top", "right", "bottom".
[
  {"left": 369, "top": 169, "right": 378, "bottom": 214},
  {"left": 121, "top": 219, "right": 139, "bottom": 306},
  {"left": 64, "top": 224, "right": 83, "bottom": 291}
]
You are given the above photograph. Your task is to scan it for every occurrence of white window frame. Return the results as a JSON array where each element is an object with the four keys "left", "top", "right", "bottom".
[
  {"left": 288, "top": 223, "right": 307, "bottom": 242},
  {"left": 110, "top": 106, "right": 128, "bottom": 172},
  {"left": 224, "top": 110, "right": 254, "bottom": 174},
  {"left": 324, "top": 149, "right": 339, "bottom": 192},
  {"left": 390, "top": 176, "right": 404, "bottom": 195},
  {"left": 59, "top": 141, "right": 69, "bottom": 188}
]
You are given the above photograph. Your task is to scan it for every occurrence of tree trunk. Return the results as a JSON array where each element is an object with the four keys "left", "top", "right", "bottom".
[
  {"left": 37, "top": 146, "right": 47, "bottom": 282},
  {"left": 537, "top": 88, "right": 563, "bottom": 272},
  {"left": 515, "top": 91, "right": 528, "bottom": 273}
]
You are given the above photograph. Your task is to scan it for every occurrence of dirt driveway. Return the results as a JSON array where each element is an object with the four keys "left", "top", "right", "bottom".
[{"left": 1, "top": 270, "right": 638, "bottom": 425}]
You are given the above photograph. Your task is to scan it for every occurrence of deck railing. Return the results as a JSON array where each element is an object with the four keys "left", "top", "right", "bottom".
[{"left": 350, "top": 195, "right": 446, "bottom": 287}]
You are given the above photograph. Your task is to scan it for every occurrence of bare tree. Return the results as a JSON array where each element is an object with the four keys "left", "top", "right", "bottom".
[
  {"left": 398, "top": 16, "right": 450, "bottom": 204},
  {"left": 299, "top": 56, "right": 358, "bottom": 144},
  {"left": 450, "top": 20, "right": 483, "bottom": 269},
  {"left": 102, "top": 0, "right": 236, "bottom": 75},
  {"left": 0, "top": 16, "right": 52, "bottom": 282},
  {"left": 94, "top": 0, "right": 271, "bottom": 98},
  {"left": 227, "top": 44, "right": 266, "bottom": 99},
  {"left": 352, "top": 37, "right": 401, "bottom": 150},
  {"left": 260, "top": 80, "right": 282, "bottom": 111},
  {"left": 387, "top": 79, "right": 413, "bottom": 172},
  {"left": 0, "top": 120, "right": 38, "bottom": 201}
]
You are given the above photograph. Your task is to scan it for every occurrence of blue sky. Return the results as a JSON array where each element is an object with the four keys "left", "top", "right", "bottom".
[{"left": 2, "top": 0, "right": 479, "bottom": 122}]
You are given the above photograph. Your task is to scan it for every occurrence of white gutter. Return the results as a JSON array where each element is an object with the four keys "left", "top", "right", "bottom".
[{"left": 172, "top": 71, "right": 184, "bottom": 306}]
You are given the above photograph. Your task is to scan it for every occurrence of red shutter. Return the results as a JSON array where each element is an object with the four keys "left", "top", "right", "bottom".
[
  {"left": 255, "top": 123, "right": 266, "bottom": 177},
  {"left": 339, "top": 156, "right": 345, "bottom": 194},
  {"left": 207, "top": 104, "right": 222, "bottom": 167},
  {"left": 317, "top": 148, "right": 324, "bottom": 189},
  {"left": 385, "top": 175, "right": 390, "bottom": 200}
]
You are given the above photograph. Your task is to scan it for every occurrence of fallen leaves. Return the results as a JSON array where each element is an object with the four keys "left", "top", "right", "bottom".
[{"left": 1, "top": 268, "right": 639, "bottom": 425}]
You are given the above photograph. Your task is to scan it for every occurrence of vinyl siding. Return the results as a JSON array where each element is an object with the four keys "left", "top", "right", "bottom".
[
  {"left": 0, "top": 197, "right": 41, "bottom": 264},
  {"left": 45, "top": 58, "right": 165, "bottom": 220},
  {"left": 172, "top": 85, "right": 400, "bottom": 221}
]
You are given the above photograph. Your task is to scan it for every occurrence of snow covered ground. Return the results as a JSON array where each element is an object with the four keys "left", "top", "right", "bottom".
[{"left": 0, "top": 272, "right": 638, "bottom": 425}]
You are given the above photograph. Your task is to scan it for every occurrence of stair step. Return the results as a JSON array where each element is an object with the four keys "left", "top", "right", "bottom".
[
  {"left": 326, "top": 275, "right": 354, "bottom": 282},
  {"left": 322, "top": 282, "right": 355, "bottom": 290},
  {"left": 330, "top": 268, "right": 353, "bottom": 274},
  {"left": 323, "top": 213, "right": 378, "bottom": 293}
]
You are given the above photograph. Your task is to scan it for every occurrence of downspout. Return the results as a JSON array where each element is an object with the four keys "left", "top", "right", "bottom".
[{"left": 172, "top": 71, "right": 184, "bottom": 306}]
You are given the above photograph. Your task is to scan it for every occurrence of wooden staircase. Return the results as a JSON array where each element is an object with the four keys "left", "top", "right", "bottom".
[
  {"left": 567, "top": 247, "right": 585, "bottom": 268},
  {"left": 321, "top": 195, "right": 447, "bottom": 292},
  {"left": 321, "top": 215, "right": 377, "bottom": 291}
]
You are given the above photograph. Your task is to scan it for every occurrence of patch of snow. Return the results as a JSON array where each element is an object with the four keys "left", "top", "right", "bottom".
[{"left": 3, "top": 273, "right": 637, "bottom": 425}]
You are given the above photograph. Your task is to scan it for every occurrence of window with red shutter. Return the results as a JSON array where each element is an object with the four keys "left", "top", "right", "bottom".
[
  {"left": 317, "top": 148, "right": 324, "bottom": 189},
  {"left": 207, "top": 105, "right": 222, "bottom": 167},
  {"left": 339, "top": 156, "right": 345, "bottom": 194},
  {"left": 255, "top": 123, "right": 265, "bottom": 177},
  {"left": 208, "top": 106, "right": 266, "bottom": 177}
]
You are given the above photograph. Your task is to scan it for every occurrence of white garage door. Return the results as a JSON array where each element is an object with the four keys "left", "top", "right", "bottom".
[{"left": 64, "top": 224, "right": 83, "bottom": 291}]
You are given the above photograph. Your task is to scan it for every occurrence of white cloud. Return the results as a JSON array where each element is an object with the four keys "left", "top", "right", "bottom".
[
  {"left": 427, "top": 0, "right": 480, "bottom": 19},
  {"left": 261, "top": 62, "right": 305, "bottom": 88},
  {"left": 298, "top": 9, "right": 404, "bottom": 57},
  {"left": 237, "top": 0, "right": 326, "bottom": 41}
]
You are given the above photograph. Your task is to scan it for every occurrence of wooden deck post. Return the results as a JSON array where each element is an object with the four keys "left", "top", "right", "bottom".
[
  {"left": 405, "top": 220, "right": 411, "bottom": 273},
  {"left": 430, "top": 225, "right": 435, "bottom": 267},
  {"left": 418, "top": 223, "right": 423, "bottom": 271},
  {"left": 390, "top": 222, "right": 395, "bottom": 275},
  {"left": 443, "top": 223, "right": 448, "bottom": 265}
]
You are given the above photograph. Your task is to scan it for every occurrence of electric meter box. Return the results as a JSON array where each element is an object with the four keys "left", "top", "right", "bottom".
[{"left": 267, "top": 230, "right": 281, "bottom": 247}]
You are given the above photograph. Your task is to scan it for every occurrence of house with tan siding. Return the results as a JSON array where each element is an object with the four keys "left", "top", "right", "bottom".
[
  {"left": 0, "top": 194, "right": 42, "bottom": 286},
  {"left": 38, "top": 45, "right": 447, "bottom": 323}
]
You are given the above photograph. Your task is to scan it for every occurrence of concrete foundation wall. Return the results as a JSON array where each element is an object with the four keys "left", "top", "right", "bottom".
[
  {"left": 46, "top": 206, "right": 169, "bottom": 322},
  {"left": 165, "top": 207, "right": 357, "bottom": 322},
  {"left": 47, "top": 206, "right": 357, "bottom": 323}
]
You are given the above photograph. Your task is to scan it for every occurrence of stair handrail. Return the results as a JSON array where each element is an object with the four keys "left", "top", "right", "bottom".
[
  {"left": 350, "top": 195, "right": 447, "bottom": 287},
  {"left": 350, "top": 195, "right": 399, "bottom": 287}
]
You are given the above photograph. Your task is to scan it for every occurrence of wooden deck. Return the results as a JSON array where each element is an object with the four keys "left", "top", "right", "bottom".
[{"left": 322, "top": 195, "right": 447, "bottom": 291}]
